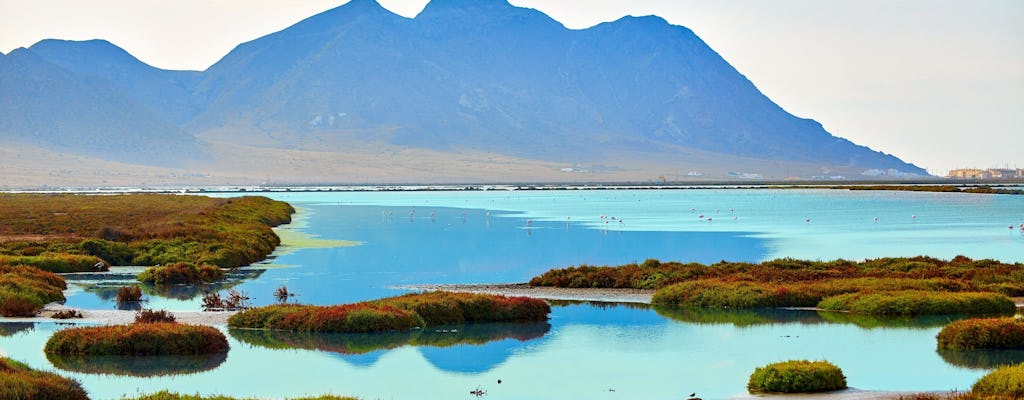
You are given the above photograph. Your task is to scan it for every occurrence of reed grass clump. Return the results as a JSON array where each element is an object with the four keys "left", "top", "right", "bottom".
[
  {"left": 747, "top": 360, "right": 847, "bottom": 393},
  {"left": 137, "top": 262, "right": 224, "bottom": 285},
  {"left": 937, "top": 317, "right": 1024, "bottom": 350},
  {"left": 0, "top": 265, "right": 67, "bottom": 317},
  {"left": 117, "top": 285, "right": 143, "bottom": 303},
  {"left": 44, "top": 323, "right": 228, "bottom": 356},
  {"left": 135, "top": 309, "right": 176, "bottom": 324},
  {"left": 50, "top": 309, "right": 83, "bottom": 319},
  {"left": 817, "top": 291, "right": 1015, "bottom": 316},
  {"left": 0, "top": 356, "right": 89, "bottom": 400},
  {"left": 971, "top": 363, "right": 1024, "bottom": 397}
]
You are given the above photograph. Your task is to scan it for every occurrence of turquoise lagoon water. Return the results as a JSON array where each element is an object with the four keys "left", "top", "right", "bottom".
[{"left": 2, "top": 188, "right": 1024, "bottom": 399}]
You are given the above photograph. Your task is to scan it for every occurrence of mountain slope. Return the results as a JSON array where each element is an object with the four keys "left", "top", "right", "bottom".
[{"left": 0, "top": 48, "right": 203, "bottom": 167}]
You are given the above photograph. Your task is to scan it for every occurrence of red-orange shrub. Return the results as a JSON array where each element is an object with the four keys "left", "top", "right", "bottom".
[
  {"left": 45, "top": 323, "right": 228, "bottom": 356},
  {"left": 228, "top": 303, "right": 422, "bottom": 333},
  {"left": 937, "top": 318, "right": 1024, "bottom": 350}
]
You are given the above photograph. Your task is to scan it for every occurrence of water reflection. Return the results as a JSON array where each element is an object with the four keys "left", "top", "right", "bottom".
[
  {"left": 0, "top": 305, "right": 993, "bottom": 399},
  {"left": 817, "top": 311, "right": 973, "bottom": 330},
  {"left": 937, "top": 348, "right": 1024, "bottom": 370},
  {"left": 47, "top": 353, "right": 228, "bottom": 377},
  {"left": 65, "top": 268, "right": 265, "bottom": 308},
  {"left": 230, "top": 322, "right": 550, "bottom": 373},
  {"left": 650, "top": 305, "right": 973, "bottom": 330},
  {"left": 653, "top": 306, "right": 825, "bottom": 327},
  {"left": 647, "top": 304, "right": 974, "bottom": 331},
  {"left": 0, "top": 322, "right": 34, "bottom": 336}
]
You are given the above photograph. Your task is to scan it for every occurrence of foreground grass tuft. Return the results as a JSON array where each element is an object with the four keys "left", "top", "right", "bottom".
[
  {"left": 747, "top": 360, "right": 847, "bottom": 393},
  {"left": 0, "top": 356, "right": 89, "bottom": 400},
  {"left": 971, "top": 363, "right": 1024, "bottom": 397}
]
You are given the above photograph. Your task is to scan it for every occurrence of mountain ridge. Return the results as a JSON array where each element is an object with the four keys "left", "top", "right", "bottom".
[{"left": 0, "top": 0, "right": 927, "bottom": 186}]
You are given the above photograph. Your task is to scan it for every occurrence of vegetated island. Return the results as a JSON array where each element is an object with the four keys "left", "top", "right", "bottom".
[
  {"left": 0, "top": 193, "right": 294, "bottom": 317},
  {"left": 428, "top": 256, "right": 1024, "bottom": 316},
  {"left": 229, "top": 291, "right": 550, "bottom": 333},
  {"left": 753, "top": 184, "right": 1023, "bottom": 195}
]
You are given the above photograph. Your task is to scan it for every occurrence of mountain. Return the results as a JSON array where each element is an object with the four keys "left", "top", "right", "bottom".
[
  {"left": 0, "top": 48, "right": 203, "bottom": 167},
  {"left": 28, "top": 39, "right": 202, "bottom": 124},
  {"left": 0, "top": 0, "right": 927, "bottom": 185}
]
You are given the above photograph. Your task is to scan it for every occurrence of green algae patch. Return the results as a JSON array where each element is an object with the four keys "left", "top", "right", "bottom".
[{"left": 271, "top": 206, "right": 360, "bottom": 256}]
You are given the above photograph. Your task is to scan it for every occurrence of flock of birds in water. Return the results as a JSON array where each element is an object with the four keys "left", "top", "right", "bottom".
[
  {"left": 468, "top": 381, "right": 703, "bottom": 399},
  {"left": 375, "top": 205, "right": 1024, "bottom": 238}
]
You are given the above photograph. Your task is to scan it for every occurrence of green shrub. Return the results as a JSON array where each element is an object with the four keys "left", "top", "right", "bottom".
[
  {"left": 747, "top": 360, "right": 847, "bottom": 393},
  {"left": 0, "top": 356, "right": 89, "bottom": 400},
  {"left": 818, "top": 291, "right": 1015, "bottom": 315},
  {"left": 137, "top": 262, "right": 224, "bottom": 285},
  {"left": 971, "top": 363, "right": 1024, "bottom": 397},
  {"left": 651, "top": 280, "right": 818, "bottom": 308},
  {"left": 0, "top": 254, "right": 105, "bottom": 273},
  {"left": 44, "top": 323, "right": 228, "bottom": 356},
  {"left": 937, "top": 318, "right": 1024, "bottom": 350}
]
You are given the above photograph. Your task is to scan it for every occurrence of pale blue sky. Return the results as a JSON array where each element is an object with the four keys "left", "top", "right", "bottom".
[{"left": 1, "top": 0, "right": 1021, "bottom": 175}]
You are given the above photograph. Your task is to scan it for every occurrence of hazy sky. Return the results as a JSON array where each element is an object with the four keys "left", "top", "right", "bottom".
[{"left": 1, "top": 0, "right": 1021, "bottom": 175}]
